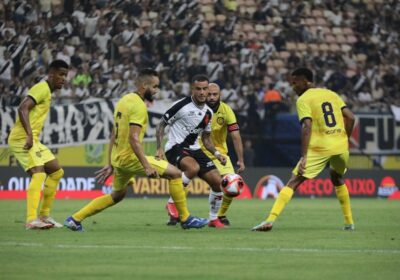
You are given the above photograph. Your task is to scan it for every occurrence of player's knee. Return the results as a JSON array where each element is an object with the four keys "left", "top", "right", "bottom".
[
  {"left": 50, "top": 168, "right": 64, "bottom": 180},
  {"left": 330, "top": 169, "right": 343, "bottom": 186},
  {"left": 170, "top": 167, "right": 182, "bottom": 179},
  {"left": 186, "top": 166, "right": 200, "bottom": 178},
  {"left": 112, "top": 191, "right": 126, "bottom": 203}
]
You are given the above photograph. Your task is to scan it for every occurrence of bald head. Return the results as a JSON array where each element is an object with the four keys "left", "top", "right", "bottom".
[{"left": 207, "top": 83, "right": 221, "bottom": 110}]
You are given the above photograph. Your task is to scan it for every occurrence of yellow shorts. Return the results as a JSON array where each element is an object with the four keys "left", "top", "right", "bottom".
[
  {"left": 210, "top": 154, "right": 235, "bottom": 176},
  {"left": 113, "top": 156, "right": 169, "bottom": 191},
  {"left": 8, "top": 139, "right": 55, "bottom": 171},
  {"left": 293, "top": 152, "right": 349, "bottom": 179}
]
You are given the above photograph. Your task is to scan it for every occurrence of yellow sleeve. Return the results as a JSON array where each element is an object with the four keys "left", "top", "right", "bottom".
[
  {"left": 28, "top": 83, "right": 47, "bottom": 104},
  {"left": 225, "top": 105, "right": 237, "bottom": 125},
  {"left": 296, "top": 96, "right": 312, "bottom": 123},
  {"left": 128, "top": 101, "right": 146, "bottom": 127},
  {"left": 337, "top": 95, "right": 347, "bottom": 109}
]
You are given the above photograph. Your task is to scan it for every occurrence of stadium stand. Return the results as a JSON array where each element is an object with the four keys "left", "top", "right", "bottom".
[{"left": 0, "top": 0, "right": 398, "bottom": 130}]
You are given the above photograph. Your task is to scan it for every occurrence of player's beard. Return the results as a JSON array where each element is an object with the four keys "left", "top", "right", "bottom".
[
  {"left": 144, "top": 88, "right": 154, "bottom": 102},
  {"left": 207, "top": 99, "right": 220, "bottom": 110}
]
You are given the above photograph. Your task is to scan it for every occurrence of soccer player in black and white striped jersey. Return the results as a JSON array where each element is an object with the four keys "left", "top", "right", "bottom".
[{"left": 156, "top": 74, "right": 228, "bottom": 228}]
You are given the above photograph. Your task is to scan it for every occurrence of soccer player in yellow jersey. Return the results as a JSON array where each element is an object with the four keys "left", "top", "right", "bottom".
[
  {"left": 64, "top": 69, "right": 208, "bottom": 231},
  {"left": 202, "top": 83, "right": 245, "bottom": 226},
  {"left": 8, "top": 60, "right": 69, "bottom": 229},
  {"left": 252, "top": 67, "right": 355, "bottom": 232}
]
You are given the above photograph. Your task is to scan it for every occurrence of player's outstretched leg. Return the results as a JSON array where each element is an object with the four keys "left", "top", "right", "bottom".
[{"left": 64, "top": 193, "right": 116, "bottom": 232}]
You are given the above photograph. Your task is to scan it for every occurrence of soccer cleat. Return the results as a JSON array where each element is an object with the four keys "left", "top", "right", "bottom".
[
  {"left": 208, "top": 218, "right": 225, "bottom": 228},
  {"left": 218, "top": 216, "right": 230, "bottom": 226},
  {"left": 181, "top": 216, "right": 208, "bottom": 229},
  {"left": 251, "top": 221, "right": 273, "bottom": 232},
  {"left": 64, "top": 216, "right": 84, "bottom": 232},
  {"left": 166, "top": 216, "right": 180, "bottom": 226},
  {"left": 40, "top": 216, "right": 63, "bottom": 228},
  {"left": 165, "top": 202, "right": 179, "bottom": 219},
  {"left": 343, "top": 224, "right": 355, "bottom": 231},
  {"left": 25, "top": 219, "right": 53, "bottom": 230}
]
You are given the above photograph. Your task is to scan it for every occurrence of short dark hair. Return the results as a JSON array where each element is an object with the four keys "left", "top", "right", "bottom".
[
  {"left": 291, "top": 68, "right": 313, "bottom": 82},
  {"left": 49, "top": 59, "right": 69, "bottom": 70},
  {"left": 138, "top": 68, "right": 158, "bottom": 78},
  {"left": 191, "top": 74, "right": 209, "bottom": 84}
]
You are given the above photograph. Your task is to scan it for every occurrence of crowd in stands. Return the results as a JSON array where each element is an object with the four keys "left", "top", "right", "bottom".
[{"left": 0, "top": 0, "right": 399, "bottom": 133}]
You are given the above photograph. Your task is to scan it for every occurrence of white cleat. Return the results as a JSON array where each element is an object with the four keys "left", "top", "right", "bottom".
[
  {"left": 343, "top": 224, "right": 355, "bottom": 231},
  {"left": 26, "top": 219, "right": 53, "bottom": 230},
  {"left": 251, "top": 221, "right": 274, "bottom": 232},
  {"left": 40, "top": 216, "right": 63, "bottom": 228}
]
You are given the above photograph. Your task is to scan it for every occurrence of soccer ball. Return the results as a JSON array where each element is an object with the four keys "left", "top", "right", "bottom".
[{"left": 221, "top": 174, "right": 244, "bottom": 197}]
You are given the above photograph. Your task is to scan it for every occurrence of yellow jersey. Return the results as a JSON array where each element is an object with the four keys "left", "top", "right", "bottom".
[
  {"left": 9, "top": 81, "right": 52, "bottom": 141},
  {"left": 111, "top": 93, "right": 148, "bottom": 167},
  {"left": 296, "top": 88, "right": 348, "bottom": 156},
  {"left": 200, "top": 101, "right": 239, "bottom": 156}
]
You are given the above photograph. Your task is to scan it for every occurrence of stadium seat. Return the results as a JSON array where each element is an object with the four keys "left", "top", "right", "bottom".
[
  {"left": 332, "top": 27, "right": 343, "bottom": 35},
  {"left": 329, "top": 44, "right": 341, "bottom": 52},
  {"left": 297, "top": 43, "right": 307, "bottom": 52},
  {"left": 305, "top": 18, "right": 316, "bottom": 26},
  {"left": 347, "top": 35, "right": 357, "bottom": 44},
  {"left": 326, "top": 35, "right": 336, "bottom": 43},
  {"left": 205, "top": 13, "right": 216, "bottom": 23},
  {"left": 341, "top": 44, "right": 352, "bottom": 52},
  {"left": 318, "top": 43, "right": 329, "bottom": 51},
  {"left": 216, "top": 14, "right": 226, "bottom": 22},
  {"left": 285, "top": 42, "right": 296, "bottom": 51},
  {"left": 316, "top": 17, "right": 328, "bottom": 26},
  {"left": 201, "top": 5, "right": 213, "bottom": 13},
  {"left": 279, "top": 51, "right": 290, "bottom": 60},
  {"left": 312, "top": 10, "right": 323, "bottom": 17}
]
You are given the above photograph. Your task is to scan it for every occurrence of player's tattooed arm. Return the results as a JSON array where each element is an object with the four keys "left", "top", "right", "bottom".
[
  {"left": 202, "top": 131, "right": 227, "bottom": 165},
  {"left": 155, "top": 119, "right": 168, "bottom": 159}
]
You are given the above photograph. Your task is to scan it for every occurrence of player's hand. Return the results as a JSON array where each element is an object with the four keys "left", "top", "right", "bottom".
[
  {"left": 298, "top": 156, "right": 307, "bottom": 175},
  {"left": 145, "top": 166, "right": 159, "bottom": 178},
  {"left": 236, "top": 160, "right": 245, "bottom": 173},
  {"left": 155, "top": 148, "right": 165, "bottom": 160},
  {"left": 95, "top": 165, "right": 113, "bottom": 184},
  {"left": 217, "top": 154, "right": 227, "bottom": 166},
  {"left": 24, "top": 134, "right": 33, "bottom": 150}
]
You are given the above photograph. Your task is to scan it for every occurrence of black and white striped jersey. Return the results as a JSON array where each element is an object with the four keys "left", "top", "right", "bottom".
[{"left": 162, "top": 96, "right": 213, "bottom": 152}]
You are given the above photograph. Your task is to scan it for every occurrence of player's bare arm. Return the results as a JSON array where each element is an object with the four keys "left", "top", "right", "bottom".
[
  {"left": 155, "top": 119, "right": 168, "bottom": 159},
  {"left": 202, "top": 131, "right": 227, "bottom": 166},
  {"left": 230, "top": 130, "right": 245, "bottom": 173},
  {"left": 342, "top": 107, "right": 355, "bottom": 138},
  {"left": 130, "top": 124, "right": 158, "bottom": 178},
  {"left": 299, "top": 118, "right": 312, "bottom": 175},
  {"left": 95, "top": 129, "right": 115, "bottom": 184},
  {"left": 18, "top": 96, "right": 36, "bottom": 150}
]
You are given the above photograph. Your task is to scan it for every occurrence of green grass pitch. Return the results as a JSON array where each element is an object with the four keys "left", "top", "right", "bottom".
[{"left": 0, "top": 198, "right": 399, "bottom": 279}]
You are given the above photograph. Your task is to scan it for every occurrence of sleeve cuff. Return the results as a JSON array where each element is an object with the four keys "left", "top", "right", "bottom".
[
  {"left": 129, "top": 123, "right": 142, "bottom": 127},
  {"left": 299, "top": 117, "right": 312, "bottom": 124},
  {"left": 27, "top": 95, "right": 37, "bottom": 104}
]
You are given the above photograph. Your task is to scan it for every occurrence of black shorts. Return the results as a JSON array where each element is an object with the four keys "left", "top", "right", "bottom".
[{"left": 165, "top": 145, "right": 216, "bottom": 176}]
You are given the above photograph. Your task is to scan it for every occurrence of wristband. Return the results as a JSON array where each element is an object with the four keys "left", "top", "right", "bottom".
[{"left": 214, "top": 151, "right": 221, "bottom": 157}]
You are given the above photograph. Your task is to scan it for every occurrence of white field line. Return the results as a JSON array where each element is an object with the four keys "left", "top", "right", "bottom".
[{"left": 1, "top": 242, "right": 400, "bottom": 254}]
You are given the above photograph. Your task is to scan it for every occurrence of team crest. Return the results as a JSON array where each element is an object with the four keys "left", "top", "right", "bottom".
[
  {"left": 36, "top": 151, "right": 42, "bottom": 158},
  {"left": 217, "top": 117, "right": 224, "bottom": 125}
]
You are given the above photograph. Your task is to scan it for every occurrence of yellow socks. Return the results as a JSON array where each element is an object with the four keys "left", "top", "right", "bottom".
[
  {"left": 218, "top": 194, "right": 233, "bottom": 217},
  {"left": 266, "top": 186, "right": 294, "bottom": 222},
  {"left": 335, "top": 184, "right": 354, "bottom": 225},
  {"left": 169, "top": 178, "right": 190, "bottom": 221},
  {"left": 26, "top": 172, "right": 47, "bottom": 222},
  {"left": 40, "top": 169, "right": 64, "bottom": 217},
  {"left": 72, "top": 194, "right": 115, "bottom": 222}
]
